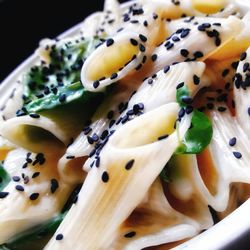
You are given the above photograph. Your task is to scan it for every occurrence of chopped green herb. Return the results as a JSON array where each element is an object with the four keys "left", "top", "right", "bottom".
[
  {"left": 23, "top": 37, "right": 100, "bottom": 105},
  {"left": 0, "top": 163, "right": 10, "bottom": 192},
  {"left": 175, "top": 85, "right": 213, "bottom": 154},
  {"left": 176, "top": 110, "right": 213, "bottom": 154}
]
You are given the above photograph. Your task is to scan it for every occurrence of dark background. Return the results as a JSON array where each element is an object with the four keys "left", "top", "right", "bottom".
[
  {"left": 0, "top": 0, "right": 103, "bottom": 82},
  {"left": 0, "top": 0, "right": 250, "bottom": 249}
]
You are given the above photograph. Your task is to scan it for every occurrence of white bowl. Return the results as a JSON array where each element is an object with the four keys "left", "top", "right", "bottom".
[{"left": 0, "top": 1, "right": 250, "bottom": 249}]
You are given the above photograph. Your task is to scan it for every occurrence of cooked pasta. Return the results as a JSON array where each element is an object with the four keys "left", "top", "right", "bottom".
[{"left": 0, "top": 0, "right": 250, "bottom": 249}]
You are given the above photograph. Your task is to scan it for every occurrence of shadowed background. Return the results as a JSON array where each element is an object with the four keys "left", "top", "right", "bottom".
[
  {"left": 0, "top": 0, "right": 250, "bottom": 249},
  {"left": 0, "top": 0, "right": 103, "bottom": 82}
]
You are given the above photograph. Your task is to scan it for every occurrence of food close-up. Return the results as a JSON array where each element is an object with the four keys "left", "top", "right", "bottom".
[{"left": 1, "top": 0, "right": 250, "bottom": 249}]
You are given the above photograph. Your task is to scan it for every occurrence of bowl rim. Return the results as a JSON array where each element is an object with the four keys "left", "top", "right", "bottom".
[{"left": 0, "top": 1, "right": 249, "bottom": 249}]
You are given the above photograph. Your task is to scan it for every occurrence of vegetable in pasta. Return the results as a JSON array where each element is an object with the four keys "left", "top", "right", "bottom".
[{"left": 0, "top": 0, "right": 250, "bottom": 249}]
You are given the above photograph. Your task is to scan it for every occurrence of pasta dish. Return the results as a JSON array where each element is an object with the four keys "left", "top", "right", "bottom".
[{"left": 0, "top": 0, "right": 250, "bottom": 249}]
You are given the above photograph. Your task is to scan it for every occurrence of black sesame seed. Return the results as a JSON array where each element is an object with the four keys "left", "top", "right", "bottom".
[
  {"left": 213, "top": 23, "right": 221, "bottom": 26},
  {"left": 29, "top": 113, "right": 40, "bottom": 119},
  {"left": 109, "top": 119, "right": 115, "bottom": 128},
  {"left": 166, "top": 43, "right": 174, "bottom": 50},
  {"left": 102, "top": 171, "right": 109, "bottom": 183},
  {"left": 215, "top": 37, "right": 221, "bottom": 46},
  {"left": 22, "top": 162, "right": 28, "bottom": 169},
  {"left": 158, "top": 134, "right": 169, "bottom": 140},
  {"left": 180, "top": 49, "right": 189, "bottom": 57},
  {"left": 121, "top": 114, "right": 129, "bottom": 124},
  {"left": 243, "top": 62, "right": 249, "bottom": 73},
  {"left": 87, "top": 136, "right": 95, "bottom": 145},
  {"left": 163, "top": 65, "right": 170, "bottom": 74},
  {"left": 198, "top": 25, "right": 206, "bottom": 31},
  {"left": 123, "top": 15, "right": 130, "bottom": 22},
  {"left": 233, "top": 151, "right": 242, "bottom": 159},
  {"left": 105, "top": 110, "right": 113, "bottom": 121},
  {"left": 89, "top": 149, "right": 96, "bottom": 158},
  {"left": 148, "top": 78, "right": 153, "bottom": 84},
  {"left": 135, "top": 64, "right": 142, "bottom": 71},
  {"left": 0, "top": 192, "right": 9, "bottom": 199},
  {"left": 222, "top": 69, "right": 229, "bottom": 77},
  {"left": 56, "top": 234, "right": 64, "bottom": 241},
  {"left": 12, "top": 176, "right": 20, "bottom": 182},
  {"left": 139, "top": 34, "right": 147, "bottom": 42},
  {"left": 143, "top": 20, "right": 148, "bottom": 27},
  {"left": 172, "top": 36, "right": 180, "bottom": 42},
  {"left": 133, "top": 104, "right": 141, "bottom": 114},
  {"left": 229, "top": 137, "right": 237, "bottom": 146},
  {"left": 130, "top": 39, "right": 138, "bottom": 46},
  {"left": 181, "top": 96, "right": 193, "bottom": 104},
  {"left": 59, "top": 94, "right": 66, "bottom": 103},
  {"left": 127, "top": 109, "right": 134, "bottom": 116},
  {"left": 95, "top": 157, "right": 100, "bottom": 168},
  {"left": 92, "top": 133, "right": 99, "bottom": 142},
  {"left": 26, "top": 157, "right": 32, "bottom": 164},
  {"left": 36, "top": 94, "right": 44, "bottom": 99},
  {"left": 66, "top": 155, "right": 75, "bottom": 159},
  {"left": 108, "top": 19, "right": 115, "bottom": 24},
  {"left": 124, "top": 231, "right": 136, "bottom": 238},
  {"left": 212, "top": 29, "right": 219, "bottom": 37},
  {"left": 194, "top": 51, "right": 204, "bottom": 58},
  {"left": 206, "top": 30, "right": 215, "bottom": 38},
  {"left": 93, "top": 80, "right": 100, "bottom": 89},
  {"left": 181, "top": 29, "right": 190, "bottom": 38},
  {"left": 130, "top": 20, "right": 139, "bottom": 24},
  {"left": 30, "top": 193, "right": 39, "bottom": 200},
  {"left": 176, "top": 82, "right": 184, "bottom": 89},
  {"left": 178, "top": 108, "right": 185, "bottom": 118},
  {"left": 231, "top": 61, "right": 239, "bottom": 70},
  {"left": 106, "top": 38, "right": 114, "bottom": 47},
  {"left": 32, "top": 172, "right": 40, "bottom": 178},
  {"left": 51, "top": 87, "right": 58, "bottom": 95},
  {"left": 218, "top": 107, "right": 227, "bottom": 112},
  {"left": 138, "top": 103, "right": 144, "bottom": 110},
  {"left": 247, "top": 107, "right": 250, "bottom": 116},
  {"left": 125, "top": 159, "right": 135, "bottom": 170},
  {"left": 15, "top": 185, "right": 24, "bottom": 192},
  {"left": 139, "top": 44, "right": 146, "bottom": 52},
  {"left": 133, "top": 8, "right": 144, "bottom": 15},
  {"left": 151, "top": 54, "right": 158, "bottom": 62},
  {"left": 16, "top": 109, "right": 26, "bottom": 117},
  {"left": 193, "top": 74, "right": 200, "bottom": 85},
  {"left": 203, "top": 23, "right": 211, "bottom": 28},
  {"left": 51, "top": 179, "right": 59, "bottom": 194},
  {"left": 110, "top": 73, "right": 118, "bottom": 80},
  {"left": 240, "top": 52, "right": 247, "bottom": 61},
  {"left": 115, "top": 117, "right": 122, "bottom": 125},
  {"left": 186, "top": 105, "right": 194, "bottom": 114},
  {"left": 153, "top": 13, "right": 158, "bottom": 19},
  {"left": 165, "top": 41, "right": 171, "bottom": 47}
]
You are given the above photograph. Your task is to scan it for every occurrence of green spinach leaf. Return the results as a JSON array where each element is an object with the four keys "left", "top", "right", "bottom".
[
  {"left": 175, "top": 85, "right": 213, "bottom": 154},
  {"left": 0, "top": 163, "right": 10, "bottom": 191}
]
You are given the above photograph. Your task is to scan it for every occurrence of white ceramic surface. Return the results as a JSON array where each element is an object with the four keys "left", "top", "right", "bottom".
[{"left": 0, "top": 1, "right": 249, "bottom": 249}]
